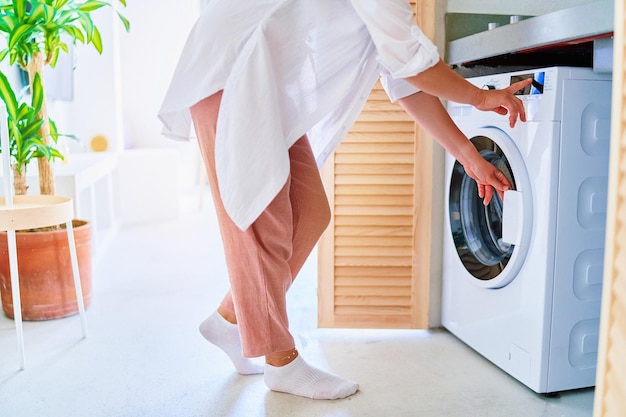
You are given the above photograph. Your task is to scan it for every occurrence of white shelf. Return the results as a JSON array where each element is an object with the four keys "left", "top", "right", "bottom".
[{"left": 446, "top": 0, "right": 614, "bottom": 66}]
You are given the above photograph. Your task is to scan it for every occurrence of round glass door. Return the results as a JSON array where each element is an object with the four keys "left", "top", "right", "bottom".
[{"left": 448, "top": 129, "right": 532, "bottom": 288}]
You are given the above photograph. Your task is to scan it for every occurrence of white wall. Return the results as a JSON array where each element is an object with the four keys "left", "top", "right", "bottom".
[
  {"left": 52, "top": 0, "right": 205, "bottom": 225},
  {"left": 59, "top": 0, "right": 200, "bottom": 152},
  {"left": 118, "top": 0, "right": 200, "bottom": 150}
]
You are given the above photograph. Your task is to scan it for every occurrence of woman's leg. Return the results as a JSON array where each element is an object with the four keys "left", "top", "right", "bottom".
[
  {"left": 192, "top": 91, "right": 295, "bottom": 356},
  {"left": 191, "top": 91, "right": 264, "bottom": 375},
  {"left": 218, "top": 139, "right": 331, "bottom": 318},
  {"left": 192, "top": 114, "right": 305, "bottom": 355},
  {"left": 190, "top": 92, "right": 358, "bottom": 399}
]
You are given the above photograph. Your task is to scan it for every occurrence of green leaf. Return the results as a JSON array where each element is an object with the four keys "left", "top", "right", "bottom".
[
  {"left": 77, "top": 12, "right": 94, "bottom": 42},
  {"left": 7, "top": 23, "right": 32, "bottom": 51},
  {"left": 28, "top": 4, "right": 55, "bottom": 25},
  {"left": 63, "top": 25, "right": 85, "bottom": 43},
  {"left": 56, "top": 11, "right": 79, "bottom": 26},
  {"left": 0, "top": 71, "right": 19, "bottom": 119},
  {"left": 91, "top": 25, "right": 102, "bottom": 53},
  {"left": 26, "top": 142, "right": 45, "bottom": 158},
  {"left": 78, "top": 1, "right": 108, "bottom": 12},
  {"left": 116, "top": 11, "right": 130, "bottom": 32},
  {"left": 19, "top": 117, "right": 44, "bottom": 140},
  {"left": 12, "top": 0, "right": 26, "bottom": 22},
  {"left": 30, "top": 73, "right": 44, "bottom": 113},
  {"left": 48, "top": 48, "right": 60, "bottom": 67},
  {"left": 54, "top": 0, "right": 71, "bottom": 8},
  {"left": 0, "top": 15, "right": 17, "bottom": 33},
  {"left": 49, "top": 148, "right": 64, "bottom": 160}
]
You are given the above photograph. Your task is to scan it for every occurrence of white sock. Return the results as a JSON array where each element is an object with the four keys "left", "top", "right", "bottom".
[
  {"left": 198, "top": 311, "right": 264, "bottom": 375},
  {"left": 264, "top": 355, "right": 359, "bottom": 400}
]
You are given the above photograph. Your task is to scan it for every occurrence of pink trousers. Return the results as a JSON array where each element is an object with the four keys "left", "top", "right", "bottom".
[{"left": 190, "top": 91, "right": 331, "bottom": 358}]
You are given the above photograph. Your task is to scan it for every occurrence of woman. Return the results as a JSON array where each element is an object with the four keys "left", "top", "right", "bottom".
[{"left": 159, "top": 0, "right": 531, "bottom": 400}]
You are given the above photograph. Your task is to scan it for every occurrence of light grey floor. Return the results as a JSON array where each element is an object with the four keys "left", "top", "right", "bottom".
[{"left": 0, "top": 192, "right": 595, "bottom": 417}]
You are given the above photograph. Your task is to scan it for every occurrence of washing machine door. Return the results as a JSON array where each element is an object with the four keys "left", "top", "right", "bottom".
[{"left": 448, "top": 127, "right": 532, "bottom": 288}]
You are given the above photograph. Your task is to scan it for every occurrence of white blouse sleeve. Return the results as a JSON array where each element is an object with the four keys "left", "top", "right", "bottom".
[
  {"left": 349, "top": 0, "right": 440, "bottom": 78},
  {"left": 349, "top": 0, "right": 440, "bottom": 101}
]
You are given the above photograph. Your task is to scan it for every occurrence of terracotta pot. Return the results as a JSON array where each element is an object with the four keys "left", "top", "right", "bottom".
[{"left": 0, "top": 220, "right": 92, "bottom": 320}]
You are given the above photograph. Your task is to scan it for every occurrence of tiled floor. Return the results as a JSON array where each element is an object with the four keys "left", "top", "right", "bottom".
[{"left": 0, "top": 194, "right": 595, "bottom": 417}]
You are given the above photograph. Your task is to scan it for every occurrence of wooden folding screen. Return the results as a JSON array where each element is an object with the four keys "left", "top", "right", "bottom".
[{"left": 318, "top": 1, "right": 437, "bottom": 329}]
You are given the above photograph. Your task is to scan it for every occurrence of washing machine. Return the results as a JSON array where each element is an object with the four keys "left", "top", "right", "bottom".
[{"left": 441, "top": 66, "right": 612, "bottom": 393}]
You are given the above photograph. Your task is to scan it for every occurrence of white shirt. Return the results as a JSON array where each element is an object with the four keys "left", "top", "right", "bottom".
[{"left": 159, "top": 0, "right": 439, "bottom": 230}]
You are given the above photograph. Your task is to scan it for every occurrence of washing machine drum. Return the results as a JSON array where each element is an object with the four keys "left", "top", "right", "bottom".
[{"left": 449, "top": 135, "right": 517, "bottom": 281}]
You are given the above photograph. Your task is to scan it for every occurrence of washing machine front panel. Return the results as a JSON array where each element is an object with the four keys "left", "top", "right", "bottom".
[
  {"left": 447, "top": 127, "right": 532, "bottom": 289},
  {"left": 442, "top": 120, "right": 565, "bottom": 393},
  {"left": 452, "top": 67, "right": 612, "bottom": 123},
  {"left": 441, "top": 120, "right": 556, "bottom": 388}
]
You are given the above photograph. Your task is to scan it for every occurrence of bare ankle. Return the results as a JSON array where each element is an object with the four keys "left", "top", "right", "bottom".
[
  {"left": 217, "top": 306, "right": 237, "bottom": 325},
  {"left": 265, "top": 348, "right": 298, "bottom": 367}
]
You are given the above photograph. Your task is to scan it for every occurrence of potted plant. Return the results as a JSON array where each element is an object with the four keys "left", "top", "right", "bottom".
[{"left": 0, "top": 0, "right": 129, "bottom": 320}]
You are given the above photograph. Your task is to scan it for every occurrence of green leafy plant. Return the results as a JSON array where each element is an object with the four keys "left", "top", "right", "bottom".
[
  {"left": 0, "top": 71, "right": 72, "bottom": 194},
  {"left": 0, "top": 0, "right": 129, "bottom": 195}
]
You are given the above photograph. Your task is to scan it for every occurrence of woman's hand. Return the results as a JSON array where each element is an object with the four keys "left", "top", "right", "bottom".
[
  {"left": 472, "top": 78, "right": 533, "bottom": 128},
  {"left": 397, "top": 90, "right": 516, "bottom": 205},
  {"left": 461, "top": 154, "right": 512, "bottom": 206}
]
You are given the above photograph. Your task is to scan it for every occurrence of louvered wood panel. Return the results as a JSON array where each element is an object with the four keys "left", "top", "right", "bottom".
[
  {"left": 319, "top": 77, "right": 417, "bottom": 328},
  {"left": 593, "top": 2, "right": 626, "bottom": 415},
  {"left": 318, "top": 0, "right": 437, "bottom": 329}
]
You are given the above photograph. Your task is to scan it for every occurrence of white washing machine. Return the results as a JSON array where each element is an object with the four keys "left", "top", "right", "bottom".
[{"left": 441, "top": 66, "right": 612, "bottom": 393}]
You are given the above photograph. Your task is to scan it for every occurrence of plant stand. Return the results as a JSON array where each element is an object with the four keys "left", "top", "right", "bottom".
[{"left": 0, "top": 196, "right": 88, "bottom": 370}]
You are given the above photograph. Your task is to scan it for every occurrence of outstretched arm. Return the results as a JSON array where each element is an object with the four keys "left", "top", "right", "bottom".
[
  {"left": 404, "top": 60, "right": 532, "bottom": 128},
  {"left": 397, "top": 91, "right": 511, "bottom": 205}
]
